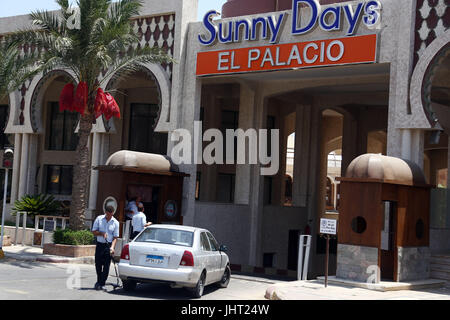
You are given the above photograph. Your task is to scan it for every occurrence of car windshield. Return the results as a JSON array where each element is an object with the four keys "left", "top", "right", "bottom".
[{"left": 135, "top": 228, "right": 194, "bottom": 247}]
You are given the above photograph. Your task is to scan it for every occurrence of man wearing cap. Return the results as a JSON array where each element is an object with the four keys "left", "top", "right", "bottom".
[{"left": 92, "top": 206, "right": 120, "bottom": 291}]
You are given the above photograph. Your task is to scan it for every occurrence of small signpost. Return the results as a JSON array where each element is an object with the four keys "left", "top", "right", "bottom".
[{"left": 320, "top": 218, "right": 337, "bottom": 288}]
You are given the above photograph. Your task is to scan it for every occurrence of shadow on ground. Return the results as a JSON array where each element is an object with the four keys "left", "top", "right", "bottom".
[
  {"left": 0, "top": 258, "right": 56, "bottom": 270},
  {"left": 78, "top": 281, "right": 223, "bottom": 300}
]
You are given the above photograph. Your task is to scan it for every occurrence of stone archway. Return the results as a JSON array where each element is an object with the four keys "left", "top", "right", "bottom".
[
  {"left": 410, "top": 30, "right": 450, "bottom": 131},
  {"left": 28, "top": 70, "right": 76, "bottom": 134},
  {"left": 103, "top": 63, "right": 171, "bottom": 133}
]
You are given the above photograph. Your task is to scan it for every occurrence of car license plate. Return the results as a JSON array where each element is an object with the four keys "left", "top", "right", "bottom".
[{"left": 145, "top": 255, "right": 165, "bottom": 265}]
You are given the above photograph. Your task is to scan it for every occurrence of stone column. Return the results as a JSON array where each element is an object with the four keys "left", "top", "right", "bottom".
[
  {"left": 401, "top": 129, "right": 412, "bottom": 160},
  {"left": 200, "top": 91, "right": 218, "bottom": 202},
  {"left": 341, "top": 114, "right": 357, "bottom": 175},
  {"left": 411, "top": 129, "right": 424, "bottom": 169},
  {"left": 26, "top": 134, "right": 38, "bottom": 195},
  {"left": 10, "top": 133, "right": 22, "bottom": 204},
  {"left": 272, "top": 115, "right": 287, "bottom": 206},
  {"left": 234, "top": 83, "right": 256, "bottom": 205},
  {"left": 401, "top": 129, "right": 424, "bottom": 168},
  {"left": 18, "top": 133, "right": 30, "bottom": 199},
  {"left": 177, "top": 65, "right": 202, "bottom": 226},
  {"left": 307, "top": 107, "right": 321, "bottom": 222},
  {"left": 87, "top": 132, "right": 101, "bottom": 220},
  {"left": 248, "top": 86, "right": 267, "bottom": 267},
  {"left": 292, "top": 104, "right": 312, "bottom": 207}
]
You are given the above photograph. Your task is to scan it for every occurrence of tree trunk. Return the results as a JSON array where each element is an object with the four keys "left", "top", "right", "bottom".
[{"left": 69, "top": 113, "right": 94, "bottom": 230}]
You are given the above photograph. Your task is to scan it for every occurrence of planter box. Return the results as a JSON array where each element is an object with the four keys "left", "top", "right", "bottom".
[{"left": 43, "top": 243, "right": 96, "bottom": 257}]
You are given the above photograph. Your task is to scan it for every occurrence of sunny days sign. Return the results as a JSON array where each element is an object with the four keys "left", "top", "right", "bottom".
[
  {"left": 196, "top": 34, "right": 377, "bottom": 76},
  {"left": 196, "top": 0, "right": 381, "bottom": 76}
]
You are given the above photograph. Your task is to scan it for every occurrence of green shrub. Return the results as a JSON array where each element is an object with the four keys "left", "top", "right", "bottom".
[
  {"left": 12, "top": 194, "right": 60, "bottom": 218},
  {"left": 53, "top": 229, "right": 95, "bottom": 246}
]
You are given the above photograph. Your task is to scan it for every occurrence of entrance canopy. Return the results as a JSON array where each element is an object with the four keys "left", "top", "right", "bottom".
[
  {"left": 105, "top": 150, "right": 180, "bottom": 174},
  {"left": 343, "top": 154, "right": 427, "bottom": 187}
]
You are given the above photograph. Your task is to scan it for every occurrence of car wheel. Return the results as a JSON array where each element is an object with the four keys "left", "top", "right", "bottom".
[
  {"left": 191, "top": 272, "right": 206, "bottom": 298},
  {"left": 218, "top": 265, "right": 231, "bottom": 288},
  {"left": 122, "top": 280, "right": 137, "bottom": 292}
]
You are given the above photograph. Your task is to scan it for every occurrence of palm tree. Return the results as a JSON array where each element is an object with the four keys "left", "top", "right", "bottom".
[{"left": 12, "top": 0, "right": 172, "bottom": 230}]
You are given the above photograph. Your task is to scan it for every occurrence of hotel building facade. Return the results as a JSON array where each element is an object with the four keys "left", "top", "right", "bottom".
[{"left": 0, "top": 0, "right": 449, "bottom": 277}]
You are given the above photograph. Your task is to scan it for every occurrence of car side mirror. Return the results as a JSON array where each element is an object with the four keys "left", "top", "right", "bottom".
[{"left": 219, "top": 245, "right": 228, "bottom": 252}]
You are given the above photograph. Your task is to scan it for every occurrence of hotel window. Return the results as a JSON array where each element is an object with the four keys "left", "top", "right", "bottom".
[
  {"left": 47, "top": 102, "right": 79, "bottom": 151},
  {"left": 0, "top": 105, "right": 9, "bottom": 149},
  {"left": 216, "top": 173, "right": 235, "bottom": 203},
  {"left": 221, "top": 110, "right": 239, "bottom": 159},
  {"left": 221, "top": 110, "right": 239, "bottom": 130},
  {"left": 129, "top": 103, "right": 168, "bottom": 155},
  {"left": 45, "top": 165, "right": 73, "bottom": 195},
  {"left": 264, "top": 176, "right": 273, "bottom": 205},
  {"left": 267, "top": 116, "right": 275, "bottom": 155}
]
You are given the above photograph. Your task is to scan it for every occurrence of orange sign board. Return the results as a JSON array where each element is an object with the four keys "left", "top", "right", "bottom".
[{"left": 196, "top": 34, "right": 377, "bottom": 76}]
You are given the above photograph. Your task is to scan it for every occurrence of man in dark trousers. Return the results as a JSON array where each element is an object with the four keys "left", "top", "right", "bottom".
[{"left": 92, "top": 206, "right": 120, "bottom": 291}]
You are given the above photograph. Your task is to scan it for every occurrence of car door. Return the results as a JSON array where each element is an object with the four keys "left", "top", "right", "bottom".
[
  {"left": 206, "top": 232, "right": 223, "bottom": 282},
  {"left": 199, "top": 232, "right": 215, "bottom": 285}
]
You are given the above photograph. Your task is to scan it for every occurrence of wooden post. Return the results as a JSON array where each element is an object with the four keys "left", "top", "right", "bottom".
[{"left": 325, "top": 234, "right": 330, "bottom": 288}]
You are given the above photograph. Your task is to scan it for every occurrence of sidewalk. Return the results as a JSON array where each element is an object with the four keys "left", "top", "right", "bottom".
[
  {"left": 1, "top": 245, "right": 94, "bottom": 264},
  {"left": 265, "top": 280, "right": 450, "bottom": 300}
]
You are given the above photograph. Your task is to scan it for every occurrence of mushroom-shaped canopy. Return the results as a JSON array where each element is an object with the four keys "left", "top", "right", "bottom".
[
  {"left": 105, "top": 150, "right": 179, "bottom": 173},
  {"left": 345, "top": 154, "right": 426, "bottom": 186}
]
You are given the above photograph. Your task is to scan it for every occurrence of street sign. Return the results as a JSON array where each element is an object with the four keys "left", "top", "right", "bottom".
[
  {"left": 320, "top": 218, "right": 337, "bottom": 235},
  {"left": 320, "top": 218, "right": 337, "bottom": 288}
]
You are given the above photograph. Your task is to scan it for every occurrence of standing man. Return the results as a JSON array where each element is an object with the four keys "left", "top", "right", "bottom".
[
  {"left": 125, "top": 196, "right": 143, "bottom": 220},
  {"left": 92, "top": 206, "right": 120, "bottom": 291},
  {"left": 125, "top": 196, "right": 143, "bottom": 237},
  {"left": 131, "top": 203, "right": 152, "bottom": 239}
]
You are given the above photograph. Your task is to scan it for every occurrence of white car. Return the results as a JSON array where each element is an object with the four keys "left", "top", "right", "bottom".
[{"left": 118, "top": 224, "right": 231, "bottom": 298}]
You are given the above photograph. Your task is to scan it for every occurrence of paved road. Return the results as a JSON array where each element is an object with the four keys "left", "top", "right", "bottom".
[{"left": 0, "top": 258, "right": 276, "bottom": 300}]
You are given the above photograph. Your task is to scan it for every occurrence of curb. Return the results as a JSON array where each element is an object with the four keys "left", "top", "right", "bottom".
[
  {"left": 4, "top": 252, "right": 94, "bottom": 265},
  {"left": 230, "top": 264, "right": 297, "bottom": 279},
  {"left": 231, "top": 274, "right": 280, "bottom": 284}
]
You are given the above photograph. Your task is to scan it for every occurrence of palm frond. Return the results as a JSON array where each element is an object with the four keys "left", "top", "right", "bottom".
[
  {"left": 0, "top": 41, "right": 44, "bottom": 100},
  {"left": 99, "top": 46, "right": 174, "bottom": 86},
  {"left": 30, "top": 9, "right": 65, "bottom": 34}
]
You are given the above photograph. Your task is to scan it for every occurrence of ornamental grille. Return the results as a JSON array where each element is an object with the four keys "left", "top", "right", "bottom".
[{"left": 414, "top": 0, "right": 450, "bottom": 66}]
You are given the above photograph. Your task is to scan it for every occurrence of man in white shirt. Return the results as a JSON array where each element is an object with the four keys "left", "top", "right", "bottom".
[
  {"left": 131, "top": 203, "right": 152, "bottom": 239},
  {"left": 92, "top": 206, "right": 120, "bottom": 291}
]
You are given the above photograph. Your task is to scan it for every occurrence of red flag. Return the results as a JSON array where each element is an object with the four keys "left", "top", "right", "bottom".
[
  {"left": 59, "top": 83, "right": 75, "bottom": 112},
  {"left": 74, "top": 82, "right": 88, "bottom": 115},
  {"left": 94, "top": 88, "right": 107, "bottom": 119},
  {"left": 104, "top": 93, "right": 121, "bottom": 120}
]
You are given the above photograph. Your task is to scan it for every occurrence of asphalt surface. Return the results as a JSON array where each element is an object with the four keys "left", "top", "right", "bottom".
[{"left": 0, "top": 258, "right": 279, "bottom": 300}]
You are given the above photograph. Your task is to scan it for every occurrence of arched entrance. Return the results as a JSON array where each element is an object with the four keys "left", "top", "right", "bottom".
[
  {"left": 33, "top": 72, "right": 78, "bottom": 204},
  {"left": 105, "top": 68, "right": 168, "bottom": 156}
]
